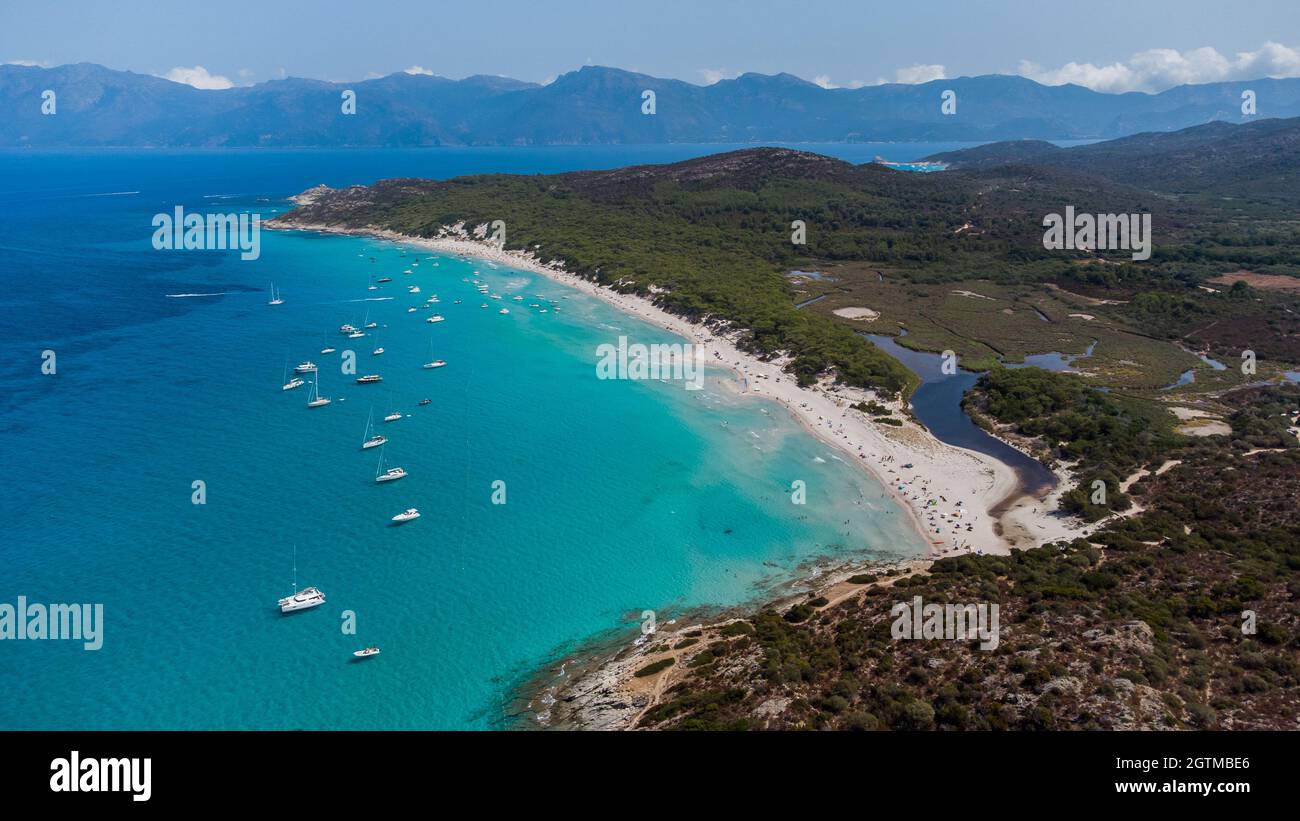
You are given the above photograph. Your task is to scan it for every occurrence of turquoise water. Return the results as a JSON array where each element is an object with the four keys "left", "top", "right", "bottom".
[{"left": 0, "top": 148, "right": 927, "bottom": 729}]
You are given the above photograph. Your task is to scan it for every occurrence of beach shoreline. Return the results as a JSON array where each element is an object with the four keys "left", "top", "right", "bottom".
[
  {"left": 267, "top": 211, "right": 1101, "bottom": 731},
  {"left": 267, "top": 214, "right": 1090, "bottom": 560}
]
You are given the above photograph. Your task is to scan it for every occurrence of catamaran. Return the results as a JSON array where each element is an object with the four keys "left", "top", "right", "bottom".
[
  {"left": 361, "top": 407, "right": 387, "bottom": 449},
  {"left": 268, "top": 282, "right": 284, "bottom": 306},
  {"left": 374, "top": 447, "right": 407, "bottom": 483},
  {"left": 278, "top": 545, "right": 324, "bottom": 613}
]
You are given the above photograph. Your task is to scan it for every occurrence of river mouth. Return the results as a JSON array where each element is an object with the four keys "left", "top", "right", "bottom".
[{"left": 864, "top": 333, "right": 1058, "bottom": 495}]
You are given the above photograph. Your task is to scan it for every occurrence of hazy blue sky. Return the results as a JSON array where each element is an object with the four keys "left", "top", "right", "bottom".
[{"left": 3, "top": 0, "right": 1299, "bottom": 93}]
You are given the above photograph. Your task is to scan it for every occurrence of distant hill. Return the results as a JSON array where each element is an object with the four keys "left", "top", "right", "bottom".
[
  {"left": 930, "top": 116, "right": 1300, "bottom": 203},
  {"left": 5, "top": 62, "right": 1300, "bottom": 146}
]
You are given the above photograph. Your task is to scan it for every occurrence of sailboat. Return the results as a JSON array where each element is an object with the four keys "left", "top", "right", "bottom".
[
  {"left": 374, "top": 446, "right": 407, "bottom": 483},
  {"left": 422, "top": 339, "right": 445, "bottom": 369},
  {"left": 281, "top": 360, "right": 304, "bottom": 391},
  {"left": 372, "top": 328, "right": 384, "bottom": 356},
  {"left": 307, "top": 371, "right": 331, "bottom": 408},
  {"left": 361, "top": 407, "right": 387, "bottom": 450},
  {"left": 268, "top": 282, "right": 284, "bottom": 306},
  {"left": 278, "top": 544, "right": 324, "bottom": 613}
]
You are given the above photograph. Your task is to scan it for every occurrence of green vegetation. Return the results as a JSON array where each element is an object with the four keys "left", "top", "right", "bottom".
[
  {"left": 964, "top": 367, "right": 1181, "bottom": 519},
  {"left": 633, "top": 658, "right": 675, "bottom": 678},
  {"left": 282, "top": 136, "right": 1300, "bottom": 398},
  {"left": 632, "top": 385, "right": 1300, "bottom": 731}
]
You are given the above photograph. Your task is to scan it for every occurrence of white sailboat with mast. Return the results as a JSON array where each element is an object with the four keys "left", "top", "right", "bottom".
[
  {"left": 422, "top": 338, "right": 446, "bottom": 369},
  {"left": 278, "top": 544, "right": 325, "bottom": 613},
  {"left": 361, "top": 406, "right": 387, "bottom": 450},
  {"left": 307, "top": 369, "right": 331, "bottom": 408},
  {"left": 374, "top": 445, "right": 407, "bottom": 483}
]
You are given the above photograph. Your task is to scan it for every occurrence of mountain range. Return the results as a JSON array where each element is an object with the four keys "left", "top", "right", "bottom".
[{"left": 5, "top": 62, "right": 1300, "bottom": 147}]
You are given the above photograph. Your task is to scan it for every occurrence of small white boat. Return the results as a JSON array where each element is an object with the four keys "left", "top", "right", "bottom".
[
  {"left": 348, "top": 331, "right": 365, "bottom": 338},
  {"left": 356, "top": 374, "right": 382, "bottom": 384},
  {"left": 283, "top": 377, "right": 305, "bottom": 391},
  {"left": 321, "top": 346, "right": 336, "bottom": 354},
  {"left": 366, "top": 322, "right": 378, "bottom": 329},
  {"left": 427, "top": 315, "right": 445, "bottom": 323},
  {"left": 499, "top": 308, "right": 510, "bottom": 315},
  {"left": 268, "top": 282, "right": 284, "bottom": 306},
  {"left": 408, "top": 286, "right": 421, "bottom": 294},
  {"left": 391, "top": 508, "right": 420, "bottom": 523},
  {"left": 513, "top": 295, "right": 524, "bottom": 301},
  {"left": 294, "top": 362, "right": 317, "bottom": 373},
  {"left": 383, "top": 411, "right": 402, "bottom": 423},
  {"left": 353, "top": 647, "right": 381, "bottom": 658},
  {"left": 407, "top": 307, "right": 417, "bottom": 313},
  {"left": 372, "top": 347, "right": 384, "bottom": 356},
  {"left": 340, "top": 324, "right": 358, "bottom": 334}
]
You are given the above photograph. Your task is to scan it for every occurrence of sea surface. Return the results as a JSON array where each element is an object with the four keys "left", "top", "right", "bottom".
[{"left": 0, "top": 145, "right": 951, "bottom": 729}]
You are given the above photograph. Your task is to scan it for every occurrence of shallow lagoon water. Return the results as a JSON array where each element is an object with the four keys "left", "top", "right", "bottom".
[{"left": 0, "top": 148, "right": 929, "bottom": 728}]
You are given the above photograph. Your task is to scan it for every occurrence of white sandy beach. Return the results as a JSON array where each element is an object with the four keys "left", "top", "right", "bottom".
[{"left": 269, "top": 215, "right": 1092, "bottom": 558}]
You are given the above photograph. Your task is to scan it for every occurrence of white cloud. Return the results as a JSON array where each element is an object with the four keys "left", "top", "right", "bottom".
[
  {"left": 404, "top": 65, "right": 435, "bottom": 76},
  {"left": 697, "top": 68, "right": 739, "bottom": 85},
  {"left": 1018, "top": 42, "right": 1300, "bottom": 93},
  {"left": 4, "top": 59, "right": 50, "bottom": 67},
  {"left": 162, "top": 65, "right": 233, "bottom": 89},
  {"left": 894, "top": 64, "right": 947, "bottom": 84},
  {"left": 812, "top": 75, "right": 869, "bottom": 90}
]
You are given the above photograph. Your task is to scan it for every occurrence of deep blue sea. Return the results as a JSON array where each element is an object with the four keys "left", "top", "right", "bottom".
[{"left": 0, "top": 144, "right": 951, "bottom": 729}]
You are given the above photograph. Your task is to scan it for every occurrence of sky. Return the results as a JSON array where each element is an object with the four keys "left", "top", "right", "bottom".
[{"left": 2, "top": 0, "right": 1299, "bottom": 93}]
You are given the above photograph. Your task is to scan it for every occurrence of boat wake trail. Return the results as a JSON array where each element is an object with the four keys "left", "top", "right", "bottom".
[{"left": 166, "top": 292, "right": 231, "bottom": 298}]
